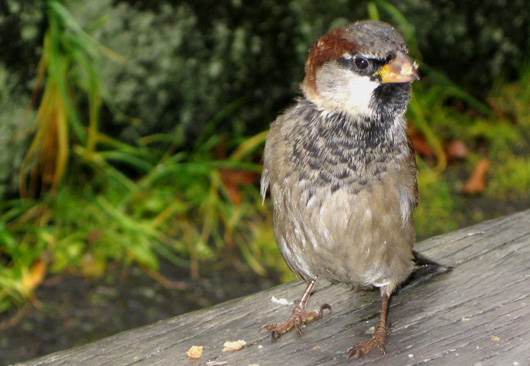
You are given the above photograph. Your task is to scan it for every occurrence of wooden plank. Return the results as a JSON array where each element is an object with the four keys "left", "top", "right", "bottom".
[{"left": 15, "top": 209, "right": 530, "bottom": 366}]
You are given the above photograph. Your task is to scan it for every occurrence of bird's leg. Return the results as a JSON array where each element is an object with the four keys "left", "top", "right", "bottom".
[
  {"left": 261, "top": 279, "right": 331, "bottom": 341},
  {"left": 347, "top": 292, "right": 390, "bottom": 359}
]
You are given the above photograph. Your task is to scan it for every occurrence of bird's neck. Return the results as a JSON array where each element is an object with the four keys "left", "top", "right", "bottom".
[
  {"left": 289, "top": 100, "right": 411, "bottom": 192},
  {"left": 301, "top": 99, "right": 409, "bottom": 156}
]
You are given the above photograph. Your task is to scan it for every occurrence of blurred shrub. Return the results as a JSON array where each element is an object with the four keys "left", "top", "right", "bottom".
[
  {"left": 69, "top": 0, "right": 530, "bottom": 141},
  {"left": 3, "top": 0, "right": 530, "bottom": 163},
  {"left": 0, "top": 67, "right": 27, "bottom": 198},
  {"left": 0, "top": 0, "right": 44, "bottom": 197},
  {"left": 0, "top": 0, "right": 43, "bottom": 90},
  {"left": 69, "top": 0, "right": 313, "bottom": 141},
  {"left": 394, "top": 0, "right": 530, "bottom": 93}
]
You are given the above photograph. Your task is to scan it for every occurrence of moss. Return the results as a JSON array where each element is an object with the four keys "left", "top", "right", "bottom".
[
  {"left": 414, "top": 166, "right": 461, "bottom": 240},
  {"left": 488, "top": 157, "right": 530, "bottom": 198}
]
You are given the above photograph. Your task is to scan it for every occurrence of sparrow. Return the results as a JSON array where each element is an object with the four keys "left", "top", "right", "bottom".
[{"left": 260, "top": 20, "right": 420, "bottom": 358}]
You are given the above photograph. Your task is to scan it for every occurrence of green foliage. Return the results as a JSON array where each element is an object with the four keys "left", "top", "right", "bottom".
[
  {"left": 490, "top": 158, "right": 530, "bottom": 197},
  {"left": 0, "top": 200, "right": 48, "bottom": 311},
  {"left": 0, "top": 67, "right": 27, "bottom": 197},
  {"left": 1, "top": 129, "right": 283, "bottom": 311},
  {"left": 481, "top": 67, "right": 530, "bottom": 198},
  {"left": 1, "top": 0, "right": 530, "bottom": 315},
  {"left": 19, "top": 0, "right": 122, "bottom": 197},
  {"left": 409, "top": 67, "right": 530, "bottom": 239},
  {"left": 414, "top": 165, "right": 460, "bottom": 240}
]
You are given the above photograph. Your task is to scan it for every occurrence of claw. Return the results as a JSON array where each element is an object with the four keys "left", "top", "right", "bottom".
[
  {"left": 260, "top": 280, "right": 330, "bottom": 342},
  {"left": 346, "top": 322, "right": 388, "bottom": 359},
  {"left": 259, "top": 324, "right": 272, "bottom": 332},
  {"left": 346, "top": 292, "right": 391, "bottom": 359},
  {"left": 346, "top": 346, "right": 361, "bottom": 360},
  {"left": 260, "top": 302, "right": 331, "bottom": 341},
  {"left": 320, "top": 303, "right": 332, "bottom": 313},
  {"left": 295, "top": 320, "right": 304, "bottom": 334}
]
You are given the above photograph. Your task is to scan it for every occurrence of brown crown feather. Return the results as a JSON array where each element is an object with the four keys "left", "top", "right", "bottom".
[{"left": 301, "top": 28, "right": 359, "bottom": 95}]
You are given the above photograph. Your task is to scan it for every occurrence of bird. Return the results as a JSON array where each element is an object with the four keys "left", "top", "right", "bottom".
[{"left": 260, "top": 20, "right": 420, "bottom": 359}]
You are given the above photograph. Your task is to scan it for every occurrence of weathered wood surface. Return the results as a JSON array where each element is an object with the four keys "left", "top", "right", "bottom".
[{"left": 15, "top": 209, "right": 530, "bottom": 366}]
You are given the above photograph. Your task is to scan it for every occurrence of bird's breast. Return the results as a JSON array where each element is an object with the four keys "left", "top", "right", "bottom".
[
  {"left": 264, "top": 103, "right": 416, "bottom": 287},
  {"left": 272, "top": 169, "right": 415, "bottom": 288}
]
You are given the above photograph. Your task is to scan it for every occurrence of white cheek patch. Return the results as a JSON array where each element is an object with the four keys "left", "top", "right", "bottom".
[
  {"left": 342, "top": 75, "right": 379, "bottom": 117},
  {"left": 316, "top": 66, "right": 379, "bottom": 118}
]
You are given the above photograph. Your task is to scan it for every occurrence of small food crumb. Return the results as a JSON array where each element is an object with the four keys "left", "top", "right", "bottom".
[
  {"left": 223, "top": 340, "right": 247, "bottom": 352},
  {"left": 408, "top": 354, "right": 414, "bottom": 358},
  {"left": 248, "top": 364, "right": 260, "bottom": 366},
  {"left": 186, "top": 345, "right": 203, "bottom": 359},
  {"left": 206, "top": 362, "right": 227, "bottom": 366},
  {"left": 491, "top": 336, "right": 501, "bottom": 342},
  {"left": 461, "top": 317, "right": 471, "bottom": 322},
  {"left": 271, "top": 296, "right": 292, "bottom": 305},
  {"left": 313, "top": 345, "right": 320, "bottom": 350}
]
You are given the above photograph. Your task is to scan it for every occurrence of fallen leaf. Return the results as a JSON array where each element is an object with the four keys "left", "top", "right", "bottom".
[
  {"left": 446, "top": 140, "right": 469, "bottom": 161},
  {"left": 219, "top": 169, "right": 259, "bottom": 205},
  {"left": 409, "top": 130, "right": 435, "bottom": 158},
  {"left": 461, "top": 159, "right": 490, "bottom": 194},
  {"left": 22, "top": 259, "right": 47, "bottom": 291},
  {"left": 186, "top": 345, "right": 203, "bottom": 359}
]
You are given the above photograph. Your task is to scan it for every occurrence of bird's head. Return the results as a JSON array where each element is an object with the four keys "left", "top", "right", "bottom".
[{"left": 301, "top": 20, "right": 419, "bottom": 121}]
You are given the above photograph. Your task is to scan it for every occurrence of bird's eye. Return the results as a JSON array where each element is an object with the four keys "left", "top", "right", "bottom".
[{"left": 354, "top": 57, "right": 369, "bottom": 70}]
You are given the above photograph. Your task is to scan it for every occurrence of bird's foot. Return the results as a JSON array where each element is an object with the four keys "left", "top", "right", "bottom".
[
  {"left": 346, "top": 322, "right": 387, "bottom": 359},
  {"left": 261, "top": 303, "right": 331, "bottom": 340}
]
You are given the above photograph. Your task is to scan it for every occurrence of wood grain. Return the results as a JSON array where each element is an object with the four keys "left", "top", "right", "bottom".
[{"left": 15, "top": 209, "right": 530, "bottom": 366}]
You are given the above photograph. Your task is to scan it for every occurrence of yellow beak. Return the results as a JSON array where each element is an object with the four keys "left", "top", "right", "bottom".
[{"left": 376, "top": 51, "right": 420, "bottom": 83}]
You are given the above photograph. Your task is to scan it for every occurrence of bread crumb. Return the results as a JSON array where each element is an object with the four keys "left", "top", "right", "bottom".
[
  {"left": 223, "top": 340, "right": 247, "bottom": 352},
  {"left": 271, "top": 296, "right": 292, "bottom": 305},
  {"left": 461, "top": 317, "right": 471, "bottom": 322},
  {"left": 186, "top": 345, "right": 203, "bottom": 359},
  {"left": 313, "top": 345, "right": 320, "bottom": 350},
  {"left": 491, "top": 336, "right": 500, "bottom": 342}
]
